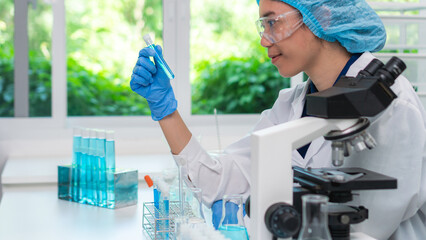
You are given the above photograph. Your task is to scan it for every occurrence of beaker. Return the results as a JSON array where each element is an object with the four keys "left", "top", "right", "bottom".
[
  {"left": 218, "top": 194, "right": 249, "bottom": 240},
  {"left": 297, "top": 194, "right": 332, "bottom": 240},
  {"left": 185, "top": 187, "right": 206, "bottom": 225}
]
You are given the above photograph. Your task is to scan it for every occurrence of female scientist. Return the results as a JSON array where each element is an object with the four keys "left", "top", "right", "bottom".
[{"left": 130, "top": 0, "right": 426, "bottom": 239}]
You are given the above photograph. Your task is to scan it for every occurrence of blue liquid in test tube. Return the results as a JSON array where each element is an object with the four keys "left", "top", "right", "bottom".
[
  {"left": 97, "top": 130, "right": 107, "bottom": 207},
  {"left": 143, "top": 34, "right": 175, "bottom": 80},
  {"left": 153, "top": 184, "right": 161, "bottom": 232},
  {"left": 86, "top": 129, "right": 97, "bottom": 205},
  {"left": 162, "top": 194, "right": 170, "bottom": 239},
  {"left": 72, "top": 128, "right": 82, "bottom": 202},
  {"left": 106, "top": 130, "right": 116, "bottom": 208},
  {"left": 79, "top": 129, "right": 90, "bottom": 204}
]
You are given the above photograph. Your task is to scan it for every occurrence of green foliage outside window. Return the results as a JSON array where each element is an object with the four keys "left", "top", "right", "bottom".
[
  {"left": 192, "top": 56, "right": 290, "bottom": 114},
  {"left": 1, "top": 0, "right": 419, "bottom": 117}
]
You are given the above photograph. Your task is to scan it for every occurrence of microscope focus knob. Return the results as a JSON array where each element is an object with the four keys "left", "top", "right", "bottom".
[{"left": 265, "top": 203, "right": 301, "bottom": 238}]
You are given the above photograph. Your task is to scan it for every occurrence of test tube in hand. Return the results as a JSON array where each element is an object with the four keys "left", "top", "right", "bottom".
[{"left": 143, "top": 34, "right": 175, "bottom": 80}]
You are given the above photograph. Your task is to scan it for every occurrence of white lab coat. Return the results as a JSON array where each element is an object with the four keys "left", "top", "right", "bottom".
[{"left": 173, "top": 52, "right": 426, "bottom": 240}]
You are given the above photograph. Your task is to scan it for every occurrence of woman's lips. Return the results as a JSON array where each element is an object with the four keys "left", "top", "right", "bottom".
[{"left": 271, "top": 54, "right": 282, "bottom": 63}]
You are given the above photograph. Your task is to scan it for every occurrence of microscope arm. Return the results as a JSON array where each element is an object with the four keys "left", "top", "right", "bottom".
[{"left": 250, "top": 117, "right": 358, "bottom": 240}]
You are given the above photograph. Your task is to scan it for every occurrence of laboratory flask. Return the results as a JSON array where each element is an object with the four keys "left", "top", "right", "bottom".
[
  {"left": 185, "top": 188, "right": 206, "bottom": 225},
  {"left": 298, "top": 194, "right": 332, "bottom": 240},
  {"left": 218, "top": 194, "right": 249, "bottom": 240}
]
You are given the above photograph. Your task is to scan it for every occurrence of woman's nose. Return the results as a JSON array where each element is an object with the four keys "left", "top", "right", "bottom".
[{"left": 260, "top": 35, "right": 273, "bottom": 48}]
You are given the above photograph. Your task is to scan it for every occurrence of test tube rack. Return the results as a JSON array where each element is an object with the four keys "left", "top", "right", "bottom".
[
  {"left": 58, "top": 165, "right": 138, "bottom": 209},
  {"left": 142, "top": 201, "right": 196, "bottom": 240}
]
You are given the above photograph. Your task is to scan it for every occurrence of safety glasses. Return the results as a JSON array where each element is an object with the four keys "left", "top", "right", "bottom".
[{"left": 256, "top": 10, "right": 303, "bottom": 43}]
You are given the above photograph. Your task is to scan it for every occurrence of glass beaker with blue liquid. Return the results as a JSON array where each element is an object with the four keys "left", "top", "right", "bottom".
[{"left": 218, "top": 194, "right": 249, "bottom": 240}]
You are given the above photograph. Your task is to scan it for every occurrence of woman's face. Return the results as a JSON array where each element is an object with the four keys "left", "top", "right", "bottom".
[{"left": 258, "top": 0, "right": 323, "bottom": 77}]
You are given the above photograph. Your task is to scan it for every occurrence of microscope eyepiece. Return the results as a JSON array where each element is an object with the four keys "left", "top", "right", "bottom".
[
  {"left": 375, "top": 57, "right": 407, "bottom": 86},
  {"left": 358, "top": 59, "right": 384, "bottom": 77}
]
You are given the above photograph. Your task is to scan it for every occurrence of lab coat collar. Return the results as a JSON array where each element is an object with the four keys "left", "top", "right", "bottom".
[
  {"left": 346, "top": 52, "right": 375, "bottom": 77},
  {"left": 303, "top": 137, "right": 325, "bottom": 167},
  {"left": 289, "top": 79, "right": 326, "bottom": 166},
  {"left": 290, "top": 80, "right": 311, "bottom": 121},
  {"left": 291, "top": 130, "right": 326, "bottom": 167}
]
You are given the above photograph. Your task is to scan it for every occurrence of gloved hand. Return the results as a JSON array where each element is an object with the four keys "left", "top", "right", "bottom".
[
  {"left": 130, "top": 45, "right": 177, "bottom": 121},
  {"left": 212, "top": 200, "right": 246, "bottom": 230}
]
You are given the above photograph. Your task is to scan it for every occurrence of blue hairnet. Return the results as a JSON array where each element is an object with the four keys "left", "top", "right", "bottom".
[{"left": 256, "top": 0, "right": 386, "bottom": 53}]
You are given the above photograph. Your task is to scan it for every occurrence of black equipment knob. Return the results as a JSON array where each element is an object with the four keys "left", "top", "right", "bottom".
[
  {"left": 264, "top": 203, "right": 301, "bottom": 238},
  {"left": 245, "top": 196, "right": 251, "bottom": 218}
]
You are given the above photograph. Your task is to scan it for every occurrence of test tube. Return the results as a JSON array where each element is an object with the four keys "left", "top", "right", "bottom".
[
  {"left": 105, "top": 130, "right": 116, "bottom": 208},
  {"left": 153, "top": 180, "right": 161, "bottom": 232},
  {"left": 96, "top": 130, "right": 107, "bottom": 207},
  {"left": 144, "top": 175, "right": 161, "bottom": 231},
  {"left": 86, "top": 129, "right": 97, "bottom": 205},
  {"left": 143, "top": 34, "right": 175, "bottom": 80},
  {"left": 188, "top": 188, "right": 205, "bottom": 224},
  {"left": 162, "top": 192, "right": 170, "bottom": 239},
  {"left": 79, "top": 128, "right": 90, "bottom": 204},
  {"left": 157, "top": 178, "right": 170, "bottom": 239},
  {"left": 71, "top": 128, "right": 82, "bottom": 202}
]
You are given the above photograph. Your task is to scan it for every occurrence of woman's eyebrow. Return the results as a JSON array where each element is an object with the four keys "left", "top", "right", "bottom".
[{"left": 262, "top": 11, "right": 275, "bottom": 17}]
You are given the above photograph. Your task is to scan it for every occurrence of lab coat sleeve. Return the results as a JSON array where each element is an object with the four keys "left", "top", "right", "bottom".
[
  {"left": 347, "top": 97, "right": 426, "bottom": 240},
  {"left": 172, "top": 108, "right": 279, "bottom": 208}
]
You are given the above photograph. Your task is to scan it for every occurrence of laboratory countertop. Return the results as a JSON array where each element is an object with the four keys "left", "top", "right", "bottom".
[
  {"left": 0, "top": 185, "right": 153, "bottom": 240},
  {"left": 0, "top": 154, "right": 176, "bottom": 240},
  {"left": 0, "top": 155, "right": 376, "bottom": 240}
]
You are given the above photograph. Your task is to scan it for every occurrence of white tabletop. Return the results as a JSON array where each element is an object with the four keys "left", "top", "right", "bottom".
[
  {"left": 0, "top": 185, "right": 153, "bottom": 240},
  {"left": 0, "top": 154, "right": 177, "bottom": 240}
]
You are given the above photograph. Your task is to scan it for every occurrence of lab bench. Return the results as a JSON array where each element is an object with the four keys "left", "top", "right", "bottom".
[
  {"left": 0, "top": 154, "right": 175, "bottom": 240},
  {"left": 0, "top": 155, "right": 376, "bottom": 240}
]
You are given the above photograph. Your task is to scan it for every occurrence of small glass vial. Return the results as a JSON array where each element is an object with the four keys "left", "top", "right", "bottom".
[
  {"left": 143, "top": 34, "right": 175, "bottom": 80},
  {"left": 185, "top": 187, "right": 206, "bottom": 226},
  {"left": 297, "top": 194, "right": 332, "bottom": 240}
]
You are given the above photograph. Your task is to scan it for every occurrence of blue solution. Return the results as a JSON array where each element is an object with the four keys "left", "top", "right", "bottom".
[
  {"left": 162, "top": 198, "right": 170, "bottom": 239},
  {"left": 87, "top": 137, "right": 98, "bottom": 205},
  {"left": 97, "top": 137, "right": 107, "bottom": 207},
  {"left": 72, "top": 135, "right": 81, "bottom": 202},
  {"left": 218, "top": 226, "right": 249, "bottom": 240},
  {"left": 85, "top": 153, "right": 95, "bottom": 204},
  {"left": 147, "top": 45, "right": 175, "bottom": 80},
  {"left": 106, "top": 139, "right": 116, "bottom": 208},
  {"left": 143, "top": 34, "right": 174, "bottom": 81},
  {"left": 153, "top": 187, "right": 161, "bottom": 231},
  {"left": 79, "top": 136, "right": 90, "bottom": 204}
]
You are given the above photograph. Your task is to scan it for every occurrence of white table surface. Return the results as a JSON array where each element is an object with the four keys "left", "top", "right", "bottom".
[
  {"left": 0, "top": 185, "right": 153, "bottom": 240},
  {"left": 0, "top": 154, "right": 177, "bottom": 240}
]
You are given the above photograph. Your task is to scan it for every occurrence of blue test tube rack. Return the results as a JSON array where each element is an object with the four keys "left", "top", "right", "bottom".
[{"left": 57, "top": 128, "right": 138, "bottom": 209}]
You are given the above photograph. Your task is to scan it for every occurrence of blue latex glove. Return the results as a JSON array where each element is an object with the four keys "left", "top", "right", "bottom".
[
  {"left": 130, "top": 45, "right": 177, "bottom": 121},
  {"left": 212, "top": 200, "right": 246, "bottom": 230}
]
